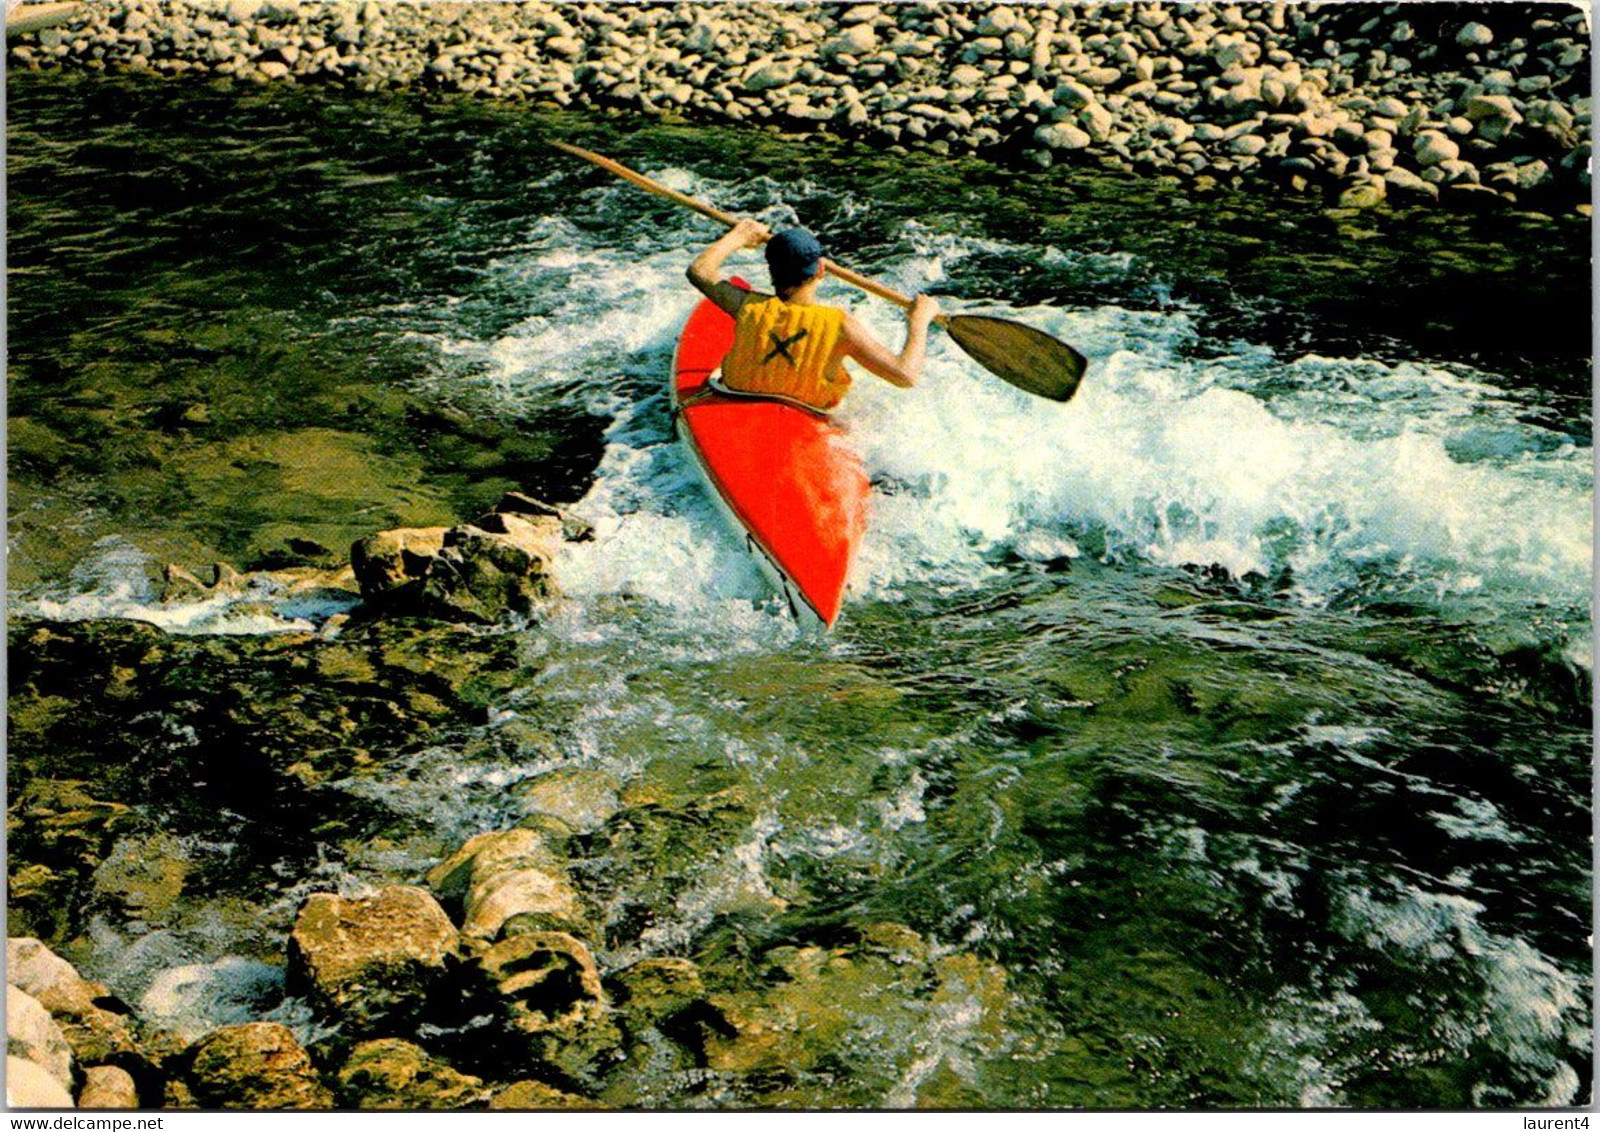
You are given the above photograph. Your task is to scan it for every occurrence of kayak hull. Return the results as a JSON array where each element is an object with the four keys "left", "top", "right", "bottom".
[{"left": 670, "top": 284, "right": 869, "bottom": 627}]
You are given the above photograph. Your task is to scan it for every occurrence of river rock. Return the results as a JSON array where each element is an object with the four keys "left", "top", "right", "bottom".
[
  {"left": 489, "top": 1079, "right": 605, "bottom": 1109},
  {"left": 1464, "top": 94, "right": 1523, "bottom": 143},
  {"left": 1035, "top": 121, "right": 1091, "bottom": 150},
  {"left": 7, "top": 986, "right": 74, "bottom": 1092},
  {"left": 1384, "top": 165, "right": 1441, "bottom": 200},
  {"left": 428, "top": 828, "right": 559, "bottom": 906},
  {"left": 413, "top": 513, "right": 562, "bottom": 624},
  {"left": 1413, "top": 130, "right": 1460, "bottom": 166},
  {"left": 185, "top": 1022, "right": 332, "bottom": 1109},
  {"left": 77, "top": 1065, "right": 140, "bottom": 1109},
  {"left": 335, "top": 1039, "right": 489, "bottom": 1109},
  {"left": 493, "top": 491, "right": 594, "bottom": 544},
  {"left": 286, "top": 886, "right": 458, "bottom": 1033},
  {"left": 607, "top": 957, "right": 706, "bottom": 1028},
  {"left": 6, "top": 939, "right": 147, "bottom": 1076},
  {"left": 7, "top": 938, "right": 91, "bottom": 1011},
  {"left": 7, "top": 1054, "right": 74, "bottom": 1108},
  {"left": 349, "top": 527, "right": 448, "bottom": 601},
  {"left": 477, "top": 931, "right": 621, "bottom": 1081},
  {"left": 443, "top": 829, "right": 588, "bottom": 946},
  {"left": 4, "top": 0, "right": 1590, "bottom": 213}
]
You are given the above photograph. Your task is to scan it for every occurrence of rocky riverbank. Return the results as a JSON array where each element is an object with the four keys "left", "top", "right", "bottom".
[
  {"left": 8, "top": 1, "right": 1592, "bottom": 212},
  {"left": 8, "top": 609, "right": 1013, "bottom": 1109}
]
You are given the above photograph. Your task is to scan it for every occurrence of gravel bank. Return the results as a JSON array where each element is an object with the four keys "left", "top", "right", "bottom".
[{"left": 8, "top": 2, "right": 1594, "bottom": 207}]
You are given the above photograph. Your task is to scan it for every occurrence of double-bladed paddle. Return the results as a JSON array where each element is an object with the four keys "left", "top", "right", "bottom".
[{"left": 549, "top": 140, "right": 1087, "bottom": 403}]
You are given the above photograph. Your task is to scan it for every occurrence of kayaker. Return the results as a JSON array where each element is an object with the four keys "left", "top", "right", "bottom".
[{"left": 687, "top": 219, "right": 941, "bottom": 410}]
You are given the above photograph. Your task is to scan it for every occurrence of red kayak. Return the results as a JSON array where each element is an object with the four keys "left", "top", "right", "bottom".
[{"left": 671, "top": 282, "right": 870, "bottom": 627}]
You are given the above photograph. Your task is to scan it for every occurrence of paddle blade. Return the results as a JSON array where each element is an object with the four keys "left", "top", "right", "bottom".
[{"left": 944, "top": 314, "right": 1087, "bottom": 403}]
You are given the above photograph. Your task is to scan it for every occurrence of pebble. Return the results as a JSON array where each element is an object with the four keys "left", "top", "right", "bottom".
[{"left": 4, "top": 1, "right": 1587, "bottom": 210}]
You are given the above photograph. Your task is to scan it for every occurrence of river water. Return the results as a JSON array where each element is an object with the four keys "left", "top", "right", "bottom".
[{"left": 7, "top": 71, "right": 1592, "bottom": 1108}]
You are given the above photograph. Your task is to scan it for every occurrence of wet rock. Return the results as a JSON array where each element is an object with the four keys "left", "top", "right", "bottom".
[
  {"left": 349, "top": 527, "right": 448, "bottom": 601},
  {"left": 476, "top": 931, "right": 621, "bottom": 1082},
  {"left": 1385, "top": 165, "right": 1441, "bottom": 200},
  {"left": 7, "top": 779, "right": 132, "bottom": 947},
  {"left": 511, "top": 769, "right": 621, "bottom": 834},
  {"left": 1456, "top": 22, "right": 1494, "bottom": 48},
  {"left": 77, "top": 1065, "right": 139, "bottom": 1110},
  {"left": 185, "top": 1023, "right": 332, "bottom": 1109},
  {"left": 7, "top": 938, "right": 90, "bottom": 1010},
  {"left": 287, "top": 886, "right": 458, "bottom": 1033},
  {"left": 607, "top": 957, "right": 706, "bottom": 1029},
  {"left": 7, "top": 1054, "right": 74, "bottom": 1108},
  {"left": 430, "top": 829, "right": 588, "bottom": 947},
  {"left": 7, "top": 987, "right": 74, "bottom": 1093},
  {"left": 493, "top": 491, "right": 594, "bottom": 543},
  {"left": 413, "top": 514, "right": 561, "bottom": 624},
  {"left": 488, "top": 1079, "right": 605, "bottom": 1109},
  {"left": 334, "top": 1039, "right": 489, "bottom": 1110},
  {"left": 7, "top": 939, "right": 149, "bottom": 1080},
  {"left": 427, "top": 828, "right": 559, "bottom": 908}
]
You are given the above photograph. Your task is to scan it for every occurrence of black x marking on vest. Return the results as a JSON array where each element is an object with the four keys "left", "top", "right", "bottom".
[{"left": 763, "top": 328, "right": 809, "bottom": 365}]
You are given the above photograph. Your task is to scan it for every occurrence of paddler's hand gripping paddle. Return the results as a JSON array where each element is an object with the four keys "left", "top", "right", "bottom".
[{"left": 550, "top": 139, "right": 1087, "bottom": 403}]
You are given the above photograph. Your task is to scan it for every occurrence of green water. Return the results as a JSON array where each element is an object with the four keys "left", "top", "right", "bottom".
[{"left": 6, "top": 69, "right": 1592, "bottom": 1108}]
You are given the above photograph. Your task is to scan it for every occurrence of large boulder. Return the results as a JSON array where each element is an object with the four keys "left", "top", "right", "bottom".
[
  {"left": 334, "top": 1039, "right": 489, "bottom": 1109},
  {"left": 286, "top": 887, "right": 458, "bottom": 1033},
  {"left": 7, "top": 986, "right": 74, "bottom": 1092},
  {"left": 414, "top": 513, "right": 562, "bottom": 624},
  {"left": 351, "top": 494, "right": 584, "bottom": 624},
  {"left": 185, "top": 1023, "right": 332, "bottom": 1109},
  {"left": 7, "top": 1054, "right": 74, "bottom": 1108}
]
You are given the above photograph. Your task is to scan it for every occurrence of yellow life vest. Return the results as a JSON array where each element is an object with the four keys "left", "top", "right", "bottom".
[{"left": 720, "top": 295, "right": 850, "bottom": 411}]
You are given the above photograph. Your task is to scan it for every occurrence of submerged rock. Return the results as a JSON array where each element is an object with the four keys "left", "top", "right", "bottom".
[
  {"left": 511, "top": 769, "right": 621, "bottom": 834},
  {"left": 607, "top": 957, "right": 706, "bottom": 1029},
  {"left": 286, "top": 887, "right": 459, "bottom": 1034},
  {"left": 185, "top": 1023, "right": 331, "bottom": 1110}
]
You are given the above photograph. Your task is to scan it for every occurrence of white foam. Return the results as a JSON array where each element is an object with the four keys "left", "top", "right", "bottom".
[
  {"left": 137, "top": 958, "right": 285, "bottom": 1043},
  {"left": 1339, "top": 883, "right": 1585, "bottom": 1103},
  {"left": 424, "top": 191, "right": 1589, "bottom": 636},
  {"left": 13, "top": 537, "right": 356, "bottom": 635}
]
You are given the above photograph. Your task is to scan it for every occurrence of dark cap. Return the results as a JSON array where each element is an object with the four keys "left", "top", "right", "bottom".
[{"left": 766, "top": 228, "right": 824, "bottom": 291}]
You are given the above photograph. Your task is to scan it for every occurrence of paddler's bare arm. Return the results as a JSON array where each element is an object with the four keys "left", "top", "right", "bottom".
[
  {"left": 688, "top": 218, "right": 773, "bottom": 316},
  {"left": 839, "top": 293, "right": 941, "bottom": 388}
]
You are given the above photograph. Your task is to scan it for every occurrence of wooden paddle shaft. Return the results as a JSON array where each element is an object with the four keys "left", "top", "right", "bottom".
[{"left": 549, "top": 139, "right": 928, "bottom": 316}]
